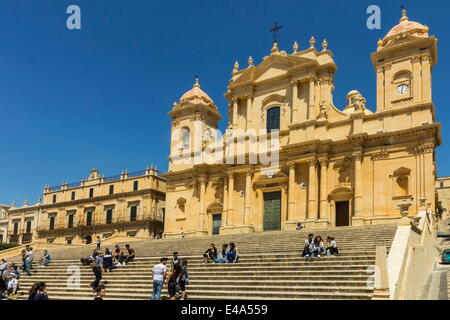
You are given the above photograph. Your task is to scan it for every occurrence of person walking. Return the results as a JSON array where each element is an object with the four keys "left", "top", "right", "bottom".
[
  {"left": 167, "top": 263, "right": 182, "bottom": 300},
  {"left": 21, "top": 249, "right": 31, "bottom": 276},
  {"left": 90, "top": 254, "right": 105, "bottom": 290},
  {"left": 96, "top": 236, "right": 101, "bottom": 250},
  {"left": 151, "top": 257, "right": 168, "bottom": 300},
  {"left": 179, "top": 259, "right": 189, "bottom": 300}
]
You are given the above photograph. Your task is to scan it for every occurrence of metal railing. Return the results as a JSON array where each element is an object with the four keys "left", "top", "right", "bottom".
[
  {"left": 37, "top": 212, "right": 164, "bottom": 233},
  {"left": 8, "top": 234, "right": 20, "bottom": 244},
  {"left": 22, "top": 233, "right": 33, "bottom": 244}
]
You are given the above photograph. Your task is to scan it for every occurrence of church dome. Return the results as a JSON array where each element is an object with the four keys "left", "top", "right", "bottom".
[
  {"left": 383, "top": 10, "right": 427, "bottom": 39},
  {"left": 179, "top": 76, "right": 214, "bottom": 105}
]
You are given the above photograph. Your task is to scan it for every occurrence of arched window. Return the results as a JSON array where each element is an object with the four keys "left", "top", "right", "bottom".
[
  {"left": 266, "top": 107, "right": 280, "bottom": 132},
  {"left": 181, "top": 127, "right": 190, "bottom": 149}
]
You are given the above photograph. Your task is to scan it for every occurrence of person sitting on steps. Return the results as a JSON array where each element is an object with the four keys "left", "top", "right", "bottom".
[
  {"left": 119, "top": 244, "right": 135, "bottom": 266},
  {"left": 326, "top": 236, "right": 339, "bottom": 256},
  {"left": 215, "top": 244, "right": 229, "bottom": 263},
  {"left": 302, "top": 234, "right": 314, "bottom": 258},
  {"left": 227, "top": 242, "right": 239, "bottom": 263},
  {"left": 310, "top": 236, "right": 324, "bottom": 258},
  {"left": 202, "top": 243, "right": 217, "bottom": 264}
]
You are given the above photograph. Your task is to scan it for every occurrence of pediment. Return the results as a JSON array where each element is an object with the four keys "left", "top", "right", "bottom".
[{"left": 231, "top": 54, "right": 312, "bottom": 87}]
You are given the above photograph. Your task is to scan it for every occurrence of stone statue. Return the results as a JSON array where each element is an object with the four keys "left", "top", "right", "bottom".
[{"left": 317, "top": 101, "right": 328, "bottom": 119}]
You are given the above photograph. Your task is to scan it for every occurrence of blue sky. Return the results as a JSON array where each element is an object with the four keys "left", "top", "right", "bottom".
[{"left": 0, "top": 0, "right": 449, "bottom": 205}]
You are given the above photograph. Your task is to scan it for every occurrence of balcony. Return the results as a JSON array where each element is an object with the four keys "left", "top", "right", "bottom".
[
  {"left": 22, "top": 233, "right": 33, "bottom": 244},
  {"left": 8, "top": 234, "right": 20, "bottom": 244},
  {"left": 36, "top": 212, "right": 164, "bottom": 237}
]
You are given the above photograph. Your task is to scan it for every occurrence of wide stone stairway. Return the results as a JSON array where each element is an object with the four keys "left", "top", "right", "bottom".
[{"left": 14, "top": 225, "right": 397, "bottom": 300}]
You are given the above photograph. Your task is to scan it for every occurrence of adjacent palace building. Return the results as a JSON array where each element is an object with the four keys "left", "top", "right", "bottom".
[
  {"left": 0, "top": 10, "right": 445, "bottom": 244},
  {"left": 162, "top": 10, "right": 441, "bottom": 238},
  {"left": 1, "top": 167, "right": 166, "bottom": 245}
]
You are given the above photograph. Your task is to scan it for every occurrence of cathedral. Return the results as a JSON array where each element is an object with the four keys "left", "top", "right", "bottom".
[{"left": 162, "top": 10, "right": 441, "bottom": 238}]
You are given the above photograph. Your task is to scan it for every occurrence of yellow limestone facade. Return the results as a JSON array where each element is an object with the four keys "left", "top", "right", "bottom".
[
  {"left": 34, "top": 168, "right": 166, "bottom": 245},
  {"left": 162, "top": 10, "right": 441, "bottom": 238}
]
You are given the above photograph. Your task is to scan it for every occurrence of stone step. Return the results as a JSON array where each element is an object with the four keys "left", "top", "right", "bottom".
[
  {"left": 18, "top": 279, "right": 373, "bottom": 290},
  {"left": 33, "top": 259, "right": 376, "bottom": 271}
]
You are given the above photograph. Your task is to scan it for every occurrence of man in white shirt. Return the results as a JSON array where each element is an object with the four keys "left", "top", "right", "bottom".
[{"left": 151, "top": 257, "right": 168, "bottom": 300}]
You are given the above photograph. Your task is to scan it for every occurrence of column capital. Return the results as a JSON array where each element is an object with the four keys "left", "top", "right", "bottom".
[
  {"left": 290, "top": 79, "right": 299, "bottom": 85},
  {"left": 198, "top": 174, "right": 208, "bottom": 183},
  {"left": 307, "top": 158, "right": 317, "bottom": 167},
  {"left": 287, "top": 161, "right": 297, "bottom": 169},
  {"left": 227, "top": 172, "right": 235, "bottom": 179},
  {"left": 353, "top": 151, "right": 363, "bottom": 162},
  {"left": 318, "top": 156, "right": 329, "bottom": 167},
  {"left": 246, "top": 169, "right": 254, "bottom": 177}
]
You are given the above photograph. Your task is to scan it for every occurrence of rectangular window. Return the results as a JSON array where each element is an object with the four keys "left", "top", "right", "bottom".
[
  {"left": 49, "top": 216, "right": 55, "bottom": 230},
  {"left": 71, "top": 191, "right": 76, "bottom": 201},
  {"left": 67, "top": 239, "right": 72, "bottom": 245},
  {"left": 26, "top": 221, "right": 32, "bottom": 234},
  {"left": 13, "top": 222, "right": 19, "bottom": 235},
  {"left": 266, "top": 107, "right": 280, "bottom": 132},
  {"left": 89, "top": 188, "right": 94, "bottom": 198},
  {"left": 106, "top": 209, "right": 113, "bottom": 224},
  {"left": 68, "top": 215, "right": 74, "bottom": 228},
  {"left": 133, "top": 181, "right": 138, "bottom": 191},
  {"left": 130, "top": 206, "right": 137, "bottom": 221},
  {"left": 109, "top": 185, "right": 114, "bottom": 195},
  {"left": 52, "top": 194, "right": 57, "bottom": 204},
  {"left": 86, "top": 212, "right": 92, "bottom": 226}
]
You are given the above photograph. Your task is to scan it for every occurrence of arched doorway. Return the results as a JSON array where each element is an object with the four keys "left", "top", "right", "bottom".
[
  {"left": 328, "top": 187, "right": 353, "bottom": 227},
  {"left": 206, "top": 202, "right": 223, "bottom": 235},
  {"left": 85, "top": 235, "right": 92, "bottom": 244}
]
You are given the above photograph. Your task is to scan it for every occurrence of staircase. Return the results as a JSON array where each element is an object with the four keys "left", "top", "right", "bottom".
[{"left": 13, "top": 225, "right": 397, "bottom": 300}]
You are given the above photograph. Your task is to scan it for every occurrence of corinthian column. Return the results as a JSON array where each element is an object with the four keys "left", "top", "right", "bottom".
[
  {"left": 319, "top": 156, "right": 329, "bottom": 221},
  {"left": 246, "top": 94, "right": 252, "bottom": 130},
  {"left": 244, "top": 170, "right": 253, "bottom": 225},
  {"left": 227, "top": 172, "right": 234, "bottom": 226},
  {"left": 307, "top": 158, "right": 318, "bottom": 220},
  {"left": 353, "top": 151, "right": 363, "bottom": 217},
  {"left": 291, "top": 80, "right": 298, "bottom": 123},
  {"left": 287, "top": 161, "right": 297, "bottom": 221},
  {"left": 232, "top": 98, "right": 238, "bottom": 129},
  {"left": 198, "top": 174, "right": 207, "bottom": 230}
]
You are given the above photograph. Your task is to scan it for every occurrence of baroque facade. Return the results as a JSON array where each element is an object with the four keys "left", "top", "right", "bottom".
[
  {"left": 33, "top": 167, "right": 166, "bottom": 245},
  {"left": 163, "top": 10, "right": 441, "bottom": 238}
]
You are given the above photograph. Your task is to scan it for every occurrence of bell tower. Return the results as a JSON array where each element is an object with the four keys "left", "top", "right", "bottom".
[
  {"left": 167, "top": 76, "right": 221, "bottom": 172},
  {"left": 371, "top": 9, "right": 437, "bottom": 112}
]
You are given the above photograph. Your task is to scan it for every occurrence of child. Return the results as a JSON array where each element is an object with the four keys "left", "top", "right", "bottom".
[{"left": 96, "top": 236, "right": 101, "bottom": 250}]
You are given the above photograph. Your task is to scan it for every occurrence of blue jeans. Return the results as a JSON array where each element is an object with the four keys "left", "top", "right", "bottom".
[
  {"left": 309, "top": 247, "right": 322, "bottom": 258},
  {"left": 24, "top": 259, "right": 31, "bottom": 276},
  {"left": 152, "top": 280, "right": 163, "bottom": 300}
]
